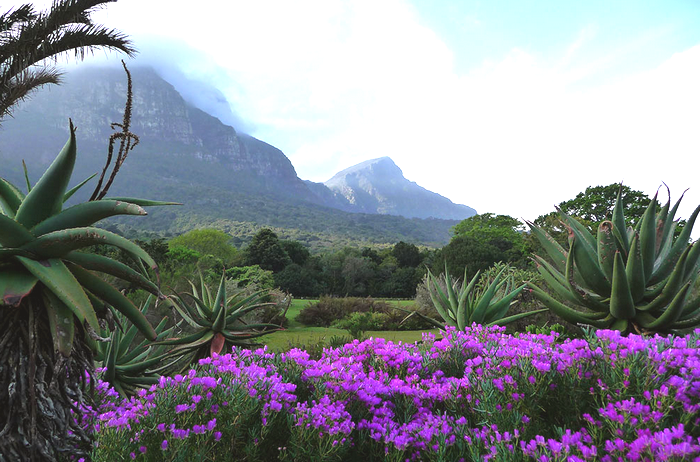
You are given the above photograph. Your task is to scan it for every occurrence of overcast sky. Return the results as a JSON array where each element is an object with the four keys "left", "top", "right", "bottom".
[{"left": 28, "top": 0, "right": 700, "bottom": 226}]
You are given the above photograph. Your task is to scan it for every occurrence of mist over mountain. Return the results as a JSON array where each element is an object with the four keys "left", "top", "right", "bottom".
[{"left": 0, "top": 65, "right": 474, "bottom": 247}]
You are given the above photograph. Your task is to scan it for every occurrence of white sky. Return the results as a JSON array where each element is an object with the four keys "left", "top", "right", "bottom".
[{"left": 24, "top": 0, "right": 700, "bottom": 230}]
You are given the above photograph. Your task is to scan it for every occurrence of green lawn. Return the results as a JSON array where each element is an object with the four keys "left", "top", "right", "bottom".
[{"left": 261, "top": 298, "right": 435, "bottom": 352}]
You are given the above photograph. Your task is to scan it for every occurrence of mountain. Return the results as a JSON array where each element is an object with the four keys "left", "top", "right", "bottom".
[
  {"left": 324, "top": 157, "right": 476, "bottom": 220},
  {"left": 0, "top": 65, "right": 466, "bottom": 249}
]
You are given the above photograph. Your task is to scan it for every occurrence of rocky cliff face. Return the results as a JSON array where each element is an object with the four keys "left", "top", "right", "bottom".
[
  {"left": 324, "top": 157, "right": 476, "bottom": 220},
  {"left": 0, "top": 66, "right": 308, "bottom": 197}
]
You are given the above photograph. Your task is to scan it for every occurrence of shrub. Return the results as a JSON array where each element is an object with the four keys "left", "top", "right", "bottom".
[
  {"left": 296, "top": 296, "right": 392, "bottom": 327},
  {"left": 332, "top": 311, "right": 388, "bottom": 340}
]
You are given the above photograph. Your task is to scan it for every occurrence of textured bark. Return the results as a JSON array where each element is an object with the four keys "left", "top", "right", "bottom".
[{"left": 0, "top": 294, "right": 94, "bottom": 461}]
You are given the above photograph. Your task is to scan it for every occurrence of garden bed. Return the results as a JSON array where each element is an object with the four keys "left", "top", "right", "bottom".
[{"left": 85, "top": 325, "right": 700, "bottom": 461}]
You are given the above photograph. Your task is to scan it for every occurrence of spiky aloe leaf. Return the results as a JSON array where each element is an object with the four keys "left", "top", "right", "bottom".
[
  {"left": 610, "top": 251, "right": 635, "bottom": 320},
  {"left": 483, "top": 283, "right": 527, "bottom": 324},
  {"left": 31, "top": 200, "right": 147, "bottom": 236},
  {"left": 0, "top": 214, "right": 35, "bottom": 247},
  {"left": 68, "top": 264, "right": 156, "bottom": 341},
  {"left": 597, "top": 221, "right": 617, "bottom": 282},
  {"left": 533, "top": 259, "right": 584, "bottom": 306},
  {"left": 211, "top": 273, "right": 227, "bottom": 332},
  {"left": 19, "top": 227, "right": 157, "bottom": 270},
  {"left": 569, "top": 228, "right": 611, "bottom": 296},
  {"left": 625, "top": 232, "right": 646, "bottom": 303},
  {"left": 426, "top": 269, "right": 457, "bottom": 326},
  {"left": 649, "top": 203, "right": 700, "bottom": 285},
  {"left": 525, "top": 219, "right": 567, "bottom": 270},
  {"left": 611, "top": 186, "right": 629, "bottom": 254},
  {"left": 638, "top": 193, "right": 657, "bottom": 283},
  {"left": 642, "top": 282, "right": 692, "bottom": 330},
  {"left": 563, "top": 240, "right": 610, "bottom": 313},
  {"left": 0, "top": 268, "right": 38, "bottom": 307},
  {"left": 471, "top": 269, "right": 507, "bottom": 324},
  {"left": 638, "top": 245, "right": 691, "bottom": 313},
  {"left": 16, "top": 256, "right": 99, "bottom": 332},
  {"left": 62, "top": 251, "right": 159, "bottom": 296},
  {"left": 529, "top": 285, "right": 611, "bottom": 327},
  {"left": 488, "top": 308, "right": 547, "bottom": 327},
  {"left": 0, "top": 177, "right": 24, "bottom": 218},
  {"left": 14, "top": 122, "right": 76, "bottom": 229},
  {"left": 104, "top": 197, "right": 183, "bottom": 206},
  {"left": 43, "top": 289, "right": 76, "bottom": 357},
  {"left": 63, "top": 173, "right": 97, "bottom": 203}
]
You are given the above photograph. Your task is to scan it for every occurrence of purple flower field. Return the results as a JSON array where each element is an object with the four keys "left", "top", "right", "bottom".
[{"left": 86, "top": 325, "right": 700, "bottom": 461}]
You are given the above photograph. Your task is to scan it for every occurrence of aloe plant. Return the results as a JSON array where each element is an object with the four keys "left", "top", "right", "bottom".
[
  {"left": 527, "top": 185, "right": 700, "bottom": 334},
  {"left": 94, "top": 296, "right": 181, "bottom": 397},
  {"left": 160, "top": 272, "right": 282, "bottom": 364},
  {"left": 403, "top": 265, "right": 546, "bottom": 330},
  {"left": 0, "top": 122, "right": 172, "bottom": 460}
]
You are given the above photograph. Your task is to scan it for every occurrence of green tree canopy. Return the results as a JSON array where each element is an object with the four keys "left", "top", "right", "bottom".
[
  {"left": 168, "top": 228, "right": 239, "bottom": 264},
  {"left": 448, "top": 213, "right": 529, "bottom": 267},
  {"left": 279, "top": 239, "right": 310, "bottom": 266},
  {"left": 392, "top": 241, "right": 421, "bottom": 268},
  {"left": 245, "top": 228, "right": 291, "bottom": 272},
  {"left": 530, "top": 183, "right": 666, "bottom": 248}
]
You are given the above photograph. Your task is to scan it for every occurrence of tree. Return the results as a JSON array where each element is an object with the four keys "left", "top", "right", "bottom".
[
  {"left": 341, "top": 255, "right": 376, "bottom": 296},
  {"left": 529, "top": 183, "right": 665, "bottom": 249},
  {"left": 555, "top": 184, "right": 654, "bottom": 224},
  {"left": 169, "top": 228, "right": 239, "bottom": 264},
  {"left": 448, "top": 213, "right": 530, "bottom": 269},
  {"left": 274, "top": 263, "right": 323, "bottom": 297},
  {"left": 244, "top": 228, "right": 291, "bottom": 272},
  {"left": 279, "top": 239, "right": 310, "bottom": 266},
  {"left": 0, "top": 0, "right": 135, "bottom": 120},
  {"left": 392, "top": 241, "right": 421, "bottom": 268},
  {"left": 435, "top": 235, "right": 509, "bottom": 281}
]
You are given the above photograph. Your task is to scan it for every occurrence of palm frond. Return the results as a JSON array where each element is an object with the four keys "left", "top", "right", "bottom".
[{"left": 0, "top": 67, "right": 60, "bottom": 118}]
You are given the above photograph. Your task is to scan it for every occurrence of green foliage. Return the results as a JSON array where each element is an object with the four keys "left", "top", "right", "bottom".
[
  {"left": 529, "top": 184, "right": 671, "bottom": 249},
  {"left": 245, "top": 228, "right": 292, "bottom": 272},
  {"left": 554, "top": 184, "right": 656, "bottom": 225},
  {"left": 161, "top": 272, "right": 282, "bottom": 365},
  {"left": 450, "top": 213, "right": 529, "bottom": 266},
  {"left": 169, "top": 228, "right": 240, "bottom": 264},
  {"left": 436, "top": 219, "right": 530, "bottom": 282},
  {"left": 333, "top": 311, "right": 388, "bottom": 340},
  {"left": 414, "top": 264, "right": 545, "bottom": 330},
  {"left": 297, "top": 296, "right": 393, "bottom": 328},
  {"left": 274, "top": 263, "right": 324, "bottom": 297},
  {"left": 527, "top": 185, "right": 700, "bottom": 334},
  {"left": 392, "top": 241, "right": 421, "bottom": 267},
  {"left": 523, "top": 322, "right": 567, "bottom": 337},
  {"left": 94, "top": 297, "right": 180, "bottom": 397},
  {"left": 0, "top": 123, "right": 162, "bottom": 355},
  {"left": 225, "top": 265, "right": 275, "bottom": 289},
  {"left": 280, "top": 239, "right": 310, "bottom": 266}
]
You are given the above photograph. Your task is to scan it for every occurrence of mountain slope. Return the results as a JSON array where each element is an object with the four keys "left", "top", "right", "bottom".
[
  {"left": 324, "top": 157, "right": 476, "bottom": 220},
  {"left": 0, "top": 65, "right": 461, "bottom": 248}
]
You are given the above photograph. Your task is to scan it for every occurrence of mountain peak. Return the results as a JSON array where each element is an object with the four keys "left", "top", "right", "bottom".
[
  {"left": 326, "top": 156, "right": 401, "bottom": 183},
  {"left": 323, "top": 157, "right": 476, "bottom": 220}
]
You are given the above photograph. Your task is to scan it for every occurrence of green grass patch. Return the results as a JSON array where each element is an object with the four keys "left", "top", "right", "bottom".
[{"left": 263, "top": 298, "right": 432, "bottom": 352}]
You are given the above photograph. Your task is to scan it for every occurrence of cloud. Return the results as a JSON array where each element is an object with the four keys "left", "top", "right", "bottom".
[{"left": 25, "top": 0, "right": 700, "bottom": 232}]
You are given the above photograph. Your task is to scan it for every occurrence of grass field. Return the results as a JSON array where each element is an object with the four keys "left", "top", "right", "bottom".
[{"left": 261, "top": 298, "right": 436, "bottom": 352}]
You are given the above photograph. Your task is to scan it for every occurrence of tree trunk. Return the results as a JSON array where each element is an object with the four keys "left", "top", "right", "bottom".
[{"left": 0, "top": 293, "right": 94, "bottom": 461}]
